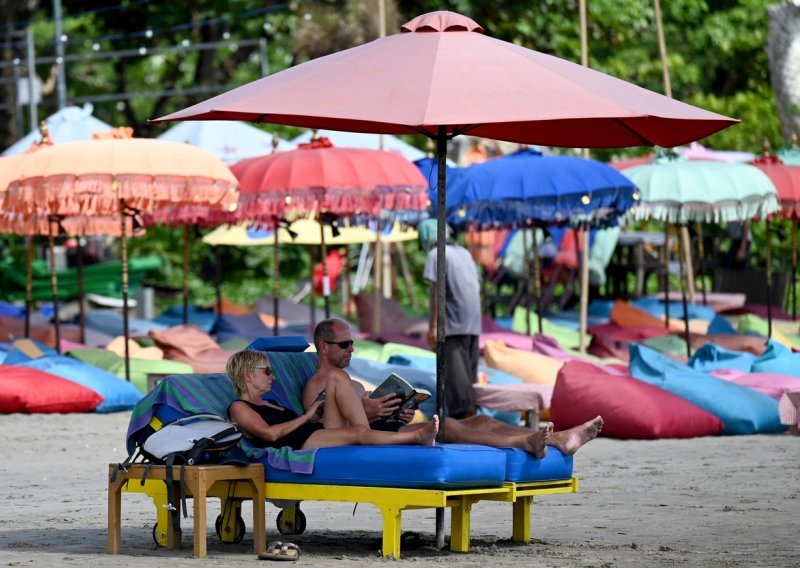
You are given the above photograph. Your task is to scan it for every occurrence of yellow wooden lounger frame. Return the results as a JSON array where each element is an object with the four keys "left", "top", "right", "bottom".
[{"left": 114, "top": 468, "right": 578, "bottom": 558}]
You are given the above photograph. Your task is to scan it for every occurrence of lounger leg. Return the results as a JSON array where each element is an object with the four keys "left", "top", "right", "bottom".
[
  {"left": 107, "top": 475, "right": 124, "bottom": 554},
  {"left": 251, "top": 482, "right": 266, "bottom": 555},
  {"left": 218, "top": 498, "right": 243, "bottom": 543},
  {"left": 512, "top": 495, "right": 533, "bottom": 543},
  {"left": 149, "top": 491, "right": 172, "bottom": 548},
  {"left": 191, "top": 472, "right": 208, "bottom": 558},
  {"left": 450, "top": 496, "right": 474, "bottom": 552},
  {"left": 378, "top": 505, "right": 403, "bottom": 558}
]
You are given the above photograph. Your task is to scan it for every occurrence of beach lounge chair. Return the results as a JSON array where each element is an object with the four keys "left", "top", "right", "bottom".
[{"left": 116, "top": 351, "right": 578, "bottom": 558}]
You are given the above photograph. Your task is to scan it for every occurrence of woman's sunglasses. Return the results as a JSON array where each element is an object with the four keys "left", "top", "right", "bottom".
[
  {"left": 323, "top": 340, "right": 354, "bottom": 349},
  {"left": 254, "top": 365, "right": 273, "bottom": 374}
]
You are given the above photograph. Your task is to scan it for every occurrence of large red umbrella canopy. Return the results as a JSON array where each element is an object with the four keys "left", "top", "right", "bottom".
[
  {"left": 751, "top": 155, "right": 800, "bottom": 219},
  {"left": 154, "top": 11, "right": 736, "bottom": 148},
  {"left": 229, "top": 137, "right": 427, "bottom": 223}
]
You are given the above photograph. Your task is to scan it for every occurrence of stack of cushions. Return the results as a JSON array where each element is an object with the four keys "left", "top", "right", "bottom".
[
  {"left": 149, "top": 325, "right": 235, "bottom": 374},
  {"left": 629, "top": 344, "right": 783, "bottom": 434},
  {"left": 550, "top": 361, "right": 724, "bottom": 438},
  {"left": 67, "top": 348, "right": 193, "bottom": 394}
]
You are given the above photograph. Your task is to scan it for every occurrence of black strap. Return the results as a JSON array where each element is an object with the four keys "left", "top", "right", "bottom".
[
  {"left": 141, "top": 463, "right": 152, "bottom": 485},
  {"left": 180, "top": 463, "right": 188, "bottom": 518}
]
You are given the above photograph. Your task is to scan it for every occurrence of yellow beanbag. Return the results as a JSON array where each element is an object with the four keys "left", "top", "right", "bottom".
[{"left": 484, "top": 340, "right": 563, "bottom": 385}]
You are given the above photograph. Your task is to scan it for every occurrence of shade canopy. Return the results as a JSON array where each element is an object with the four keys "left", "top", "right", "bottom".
[
  {"left": 751, "top": 155, "right": 800, "bottom": 219},
  {"left": 624, "top": 158, "right": 779, "bottom": 223},
  {"left": 154, "top": 11, "right": 736, "bottom": 149},
  {"left": 229, "top": 137, "right": 427, "bottom": 222},
  {"left": 439, "top": 148, "right": 638, "bottom": 227},
  {"left": 158, "top": 120, "right": 295, "bottom": 164},
  {"left": 202, "top": 219, "right": 417, "bottom": 247},
  {"left": 2, "top": 137, "right": 238, "bottom": 217},
  {"left": 777, "top": 145, "right": 800, "bottom": 166},
  {"left": 680, "top": 142, "right": 754, "bottom": 164},
  {"left": 2, "top": 104, "right": 113, "bottom": 156}
]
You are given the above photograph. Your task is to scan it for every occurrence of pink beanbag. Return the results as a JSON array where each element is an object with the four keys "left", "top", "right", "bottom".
[
  {"left": 0, "top": 365, "right": 103, "bottom": 413},
  {"left": 550, "top": 361, "right": 723, "bottom": 439},
  {"left": 149, "top": 325, "right": 235, "bottom": 374}
]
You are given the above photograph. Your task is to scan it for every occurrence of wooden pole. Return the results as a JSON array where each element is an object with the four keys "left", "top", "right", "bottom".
[
  {"left": 182, "top": 225, "right": 190, "bottom": 325},
  {"left": 273, "top": 218, "right": 280, "bottom": 336},
  {"left": 120, "top": 199, "right": 131, "bottom": 382},
  {"left": 677, "top": 224, "right": 692, "bottom": 358},
  {"left": 695, "top": 222, "right": 708, "bottom": 305},
  {"left": 766, "top": 218, "right": 773, "bottom": 338},
  {"left": 47, "top": 217, "right": 61, "bottom": 354},
  {"left": 579, "top": 224, "right": 590, "bottom": 353},
  {"left": 76, "top": 236, "right": 86, "bottom": 344},
  {"left": 532, "top": 228, "right": 543, "bottom": 334},
  {"left": 25, "top": 236, "right": 34, "bottom": 338},
  {"left": 654, "top": 0, "right": 672, "bottom": 98}
]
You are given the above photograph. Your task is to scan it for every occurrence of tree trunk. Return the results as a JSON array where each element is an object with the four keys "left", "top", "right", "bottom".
[{"left": 767, "top": 4, "right": 800, "bottom": 143}]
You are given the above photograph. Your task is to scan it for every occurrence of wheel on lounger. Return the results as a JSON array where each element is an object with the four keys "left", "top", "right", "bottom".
[
  {"left": 276, "top": 508, "right": 306, "bottom": 535},
  {"left": 152, "top": 524, "right": 168, "bottom": 547},
  {"left": 215, "top": 514, "right": 246, "bottom": 544}
]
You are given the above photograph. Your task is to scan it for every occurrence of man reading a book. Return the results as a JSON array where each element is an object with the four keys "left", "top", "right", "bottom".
[{"left": 303, "top": 318, "right": 603, "bottom": 458}]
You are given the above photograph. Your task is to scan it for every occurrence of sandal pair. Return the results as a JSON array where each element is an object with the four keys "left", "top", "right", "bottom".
[{"left": 258, "top": 541, "right": 300, "bottom": 561}]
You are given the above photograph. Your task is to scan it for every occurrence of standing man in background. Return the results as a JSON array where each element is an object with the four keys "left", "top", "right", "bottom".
[{"left": 420, "top": 220, "right": 482, "bottom": 419}]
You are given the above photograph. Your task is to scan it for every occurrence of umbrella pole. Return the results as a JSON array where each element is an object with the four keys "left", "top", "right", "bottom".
[
  {"left": 662, "top": 223, "right": 671, "bottom": 329},
  {"left": 320, "top": 219, "right": 331, "bottom": 319},
  {"left": 677, "top": 224, "right": 692, "bottom": 358},
  {"left": 120, "top": 199, "right": 131, "bottom": 382},
  {"left": 372, "top": 228, "right": 382, "bottom": 333},
  {"left": 273, "top": 218, "right": 280, "bottom": 337},
  {"left": 25, "top": 236, "right": 34, "bottom": 338},
  {"left": 792, "top": 217, "right": 797, "bottom": 321},
  {"left": 214, "top": 246, "right": 223, "bottom": 320},
  {"left": 47, "top": 217, "right": 61, "bottom": 354},
  {"left": 76, "top": 236, "right": 86, "bottom": 345},
  {"left": 696, "top": 222, "right": 707, "bottom": 306},
  {"left": 182, "top": 225, "right": 190, "bottom": 325},
  {"left": 434, "top": 125, "right": 448, "bottom": 551},
  {"left": 532, "top": 227, "right": 543, "bottom": 334},
  {"left": 766, "top": 218, "right": 773, "bottom": 339},
  {"left": 309, "top": 245, "right": 317, "bottom": 331},
  {"left": 521, "top": 228, "right": 531, "bottom": 337},
  {"left": 579, "top": 223, "right": 589, "bottom": 353}
]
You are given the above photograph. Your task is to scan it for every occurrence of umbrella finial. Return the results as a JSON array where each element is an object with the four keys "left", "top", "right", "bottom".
[
  {"left": 310, "top": 129, "right": 321, "bottom": 142},
  {"left": 762, "top": 137, "right": 772, "bottom": 157},
  {"left": 792, "top": 133, "right": 798, "bottom": 150},
  {"left": 271, "top": 133, "right": 281, "bottom": 154},
  {"left": 425, "top": 138, "right": 435, "bottom": 158}
]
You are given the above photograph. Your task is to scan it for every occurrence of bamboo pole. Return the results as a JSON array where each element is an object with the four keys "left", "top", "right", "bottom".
[
  {"left": 532, "top": 228, "right": 543, "bottom": 334},
  {"left": 522, "top": 228, "right": 531, "bottom": 337},
  {"left": 695, "top": 222, "right": 708, "bottom": 305},
  {"left": 182, "top": 225, "right": 190, "bottom": 325},
  {"left": 25, "top": 236, "right": 34, "bottom": 338},
  {"left": 766, "top": 218, "right": 773, "bottom": 338},
  {"left": 273, "top": 218, "right": 280, "bottom": 336},
  {"left": 46, "top": 217, "right": 61, "bottom": 354},
  {"left": 677, "top": 224, "right": 692, "bottom": 358},
  {"left": 76, "top": 237, "right": 86, "bottom": 344},
  {"left": 120, "top": 199, "right": 131, "bottom": 382},
  {"left": 579, "top": 224, "right": 590, "bottom": 353}
]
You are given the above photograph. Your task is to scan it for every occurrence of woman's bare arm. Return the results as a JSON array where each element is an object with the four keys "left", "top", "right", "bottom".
[{"left": 229, "top": 400, "right": 321, "bottom": 444}]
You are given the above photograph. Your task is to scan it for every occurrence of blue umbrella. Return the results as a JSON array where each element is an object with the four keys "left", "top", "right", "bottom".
[{"left": 437, "top": 148, "right": 637, "bottom": 228}]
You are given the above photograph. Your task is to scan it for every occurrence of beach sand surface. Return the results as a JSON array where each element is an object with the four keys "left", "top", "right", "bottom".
[{"left": 0, "top": 412, "right": 797, "bottom": 567}]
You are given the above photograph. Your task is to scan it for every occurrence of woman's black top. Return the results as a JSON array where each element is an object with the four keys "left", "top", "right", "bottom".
[{"left": 232, "top": 399, "right": 324, "bottom": 450}]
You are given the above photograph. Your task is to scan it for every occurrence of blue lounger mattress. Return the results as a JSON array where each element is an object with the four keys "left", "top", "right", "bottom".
[
  {"left": 503, "top": 447, "right": 573, "bottom": 482},
  {"left": 261, "top": 443, "right": 507, "bottom": 489}
]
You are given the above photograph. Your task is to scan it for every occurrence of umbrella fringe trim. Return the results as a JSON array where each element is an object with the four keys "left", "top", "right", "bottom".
[{"left": 628, "top": 194, "right": 781, "bottom": 224}]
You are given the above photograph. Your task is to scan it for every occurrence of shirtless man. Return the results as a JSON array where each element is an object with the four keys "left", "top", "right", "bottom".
[{"left": 303, "top": 318, "right": 603, "bottom": 458}]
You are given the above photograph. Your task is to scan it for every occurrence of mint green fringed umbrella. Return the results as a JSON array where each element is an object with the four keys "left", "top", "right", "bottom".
[{"left": 623, "top": 156, "right": 779, "bottom": 356}]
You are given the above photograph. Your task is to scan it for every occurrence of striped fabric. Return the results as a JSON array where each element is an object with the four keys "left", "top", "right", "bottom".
[
  {"left": 265, "top": 352, "right": 318, "bottom": 413},
  {"left": 778, "top": 390, "right": 800, "bottom": 426}
]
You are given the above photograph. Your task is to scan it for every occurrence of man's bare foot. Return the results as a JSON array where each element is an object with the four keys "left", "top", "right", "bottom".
[
  {"left": 548, "top": 416, "right": 603, "bottom": 456},
  {"left": 518, "top": 427, "right": 552, "bottom": 458},
  {"left": 415, "top": 415, "right": 439, "bottom": 446}
]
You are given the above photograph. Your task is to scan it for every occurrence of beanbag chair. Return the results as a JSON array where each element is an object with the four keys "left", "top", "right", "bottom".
[
  {"left": 149, "top": 325, "right": 235, "bottom": 374},
  {"left": 484, "top": 340, "right": 563, "bottom": 385},
  {"left": 67, "top": 348, "right": 194, "bottom": 394},
  {"left": 154, "top": 305, "right": 218, "bottom": 332},
  {"left": 737, "top": 314, "right": 799, "bottom": 349},
  {"left": 213, "top": 312, "right": 275, "bottom": 344},
  {"left": 549, "top": 361, "right": 723, "bottom": 439},
  {"left": 255, "top": 295, "right": 327, "bottom": 325},
  {"left": 609, "top": 300, "right": 668, "bottom": 329},
  {"left": 688, "top": 343, "right": 756, "bottom": 373},
  {"left": 84, "top": 309, "right": 166, "bottom": 338},
  {"left": 246, "top": 336, "right": 310, "bottom": 353},
  {"left": 511, "top": 308, "right": 581, "bottom": 349},
  {"left": 629, "top": 344, "right": 783, "bottom": 434},
  {"left": 688, "top": 333, "right": 767, "bottom": 356},
  {"left": 586, "top": 323, "right": 669, "bottom": 361},
  {"left": 0, "top": 315, "right": 82, "bottom": 349},
  {"left": 708, "top": 369, "right": 800, "bottom": 400},
  {"left": 353, "top": 293, "right": 427, "bottom": 335},
  {"left": 633, "top": 297, "right": 717, "bottom": 322},
  {"left": 0, "top": 365, "right": 103, "bottom": 413},
  {"left": 105, "top": 336, "right": 164, "bottom": 360},
  {"left": 7, "top": 355, "right": 141, "bottom": 412},
  {"left": 751, "top": 340, "right": 800, "bottom": 377}
]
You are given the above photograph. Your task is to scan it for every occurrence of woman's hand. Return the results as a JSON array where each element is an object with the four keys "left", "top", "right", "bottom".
[{"left": 305, "top": 399, "right": 325, "bottom": 423}]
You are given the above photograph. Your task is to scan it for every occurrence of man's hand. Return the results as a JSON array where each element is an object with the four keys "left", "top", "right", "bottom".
[
  {"left": 396, "top": 402, "right": 417, "bottom": 424},
  {"left": 362, "top": 392, "right": 401, "bottom": 422},
  {"left": 426, "top": 327, "right": 437, "bottom": 349}
]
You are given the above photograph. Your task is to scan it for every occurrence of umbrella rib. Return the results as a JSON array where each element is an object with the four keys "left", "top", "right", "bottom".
[{"left": 612, "top": 118, "right": 654, "bottom": 146}]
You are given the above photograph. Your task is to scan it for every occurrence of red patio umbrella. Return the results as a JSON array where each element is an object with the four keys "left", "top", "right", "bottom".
[
  {"left": 230, "top": 136, "right": 427, "bottom": 325},
  {"left": 153, "top": 10, "right": 737, "bottom": 450},
  {"left": 752, "top": 154, "right": 800, "bottom": 320}
]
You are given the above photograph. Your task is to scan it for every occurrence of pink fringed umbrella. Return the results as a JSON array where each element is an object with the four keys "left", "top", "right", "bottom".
[{"left": 2, "top": 133, "right": 237, "bottom": 380}]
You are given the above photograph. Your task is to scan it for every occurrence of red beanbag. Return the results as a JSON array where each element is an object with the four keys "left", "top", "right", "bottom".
[
  {"left": 0, "top": 365, "right": 103, "bottom": 413},
  {"left": 550, "top": 361, "right": 723, "bottom": 439}
]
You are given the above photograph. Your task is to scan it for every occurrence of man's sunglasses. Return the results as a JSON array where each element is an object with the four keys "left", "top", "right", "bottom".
[
  {"left": 323, "top": 339, "right": 354, "bottom": 349},
  {"left": 254, "top": 365, "right": 273, "bottom": 374}
]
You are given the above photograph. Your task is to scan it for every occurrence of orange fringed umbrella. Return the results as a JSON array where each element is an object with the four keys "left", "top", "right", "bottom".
[{"left": 1, "top": 130, "right": 238, "bottom": 380}]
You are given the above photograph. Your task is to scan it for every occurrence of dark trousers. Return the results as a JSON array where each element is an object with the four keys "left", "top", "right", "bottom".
[{"left": 444, "top": 334, "right": 479, "bottom": 418}]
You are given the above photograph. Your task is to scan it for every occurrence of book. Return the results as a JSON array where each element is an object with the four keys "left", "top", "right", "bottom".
[{"left": 369, "top": 373, "right": 432, "bottom": 422}]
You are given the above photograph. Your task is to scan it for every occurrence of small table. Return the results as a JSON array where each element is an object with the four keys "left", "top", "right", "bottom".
[{"left": 108, "top": 463, "right": 266, "bottom": 558}]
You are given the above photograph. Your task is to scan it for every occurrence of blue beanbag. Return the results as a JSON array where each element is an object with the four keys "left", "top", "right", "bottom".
[
  {"left": 213, "top": 312, "right": 273, "bottom": 344},
  {"left": 633, "top": 298, "right": 717, "bottom": 321},
  {"left": 9, "top": 355, "right": 142, "bottom": 412},
  {"left": 504, "top": 447, "right": 573, "bottom": 482},
  {"left": 751, "top": 340, "right": 800, "bottom": 377},
  {"left": 629, "top": 344, "right": 782, "bottom": 435},
  {"left": 154, "top": 305, "right": 218, "bottom": 332},
  {"left": 84, "top": 309, "right": 166, "bottom": 337},
  {"left": 688, "top": 343, "right": 756, "bottom": 373},
  {"left": 261, "top": 443, "right": 507, "bottom": 488},
  {"left": 707, "top": 315, "right": 736, "bottom": 335}
]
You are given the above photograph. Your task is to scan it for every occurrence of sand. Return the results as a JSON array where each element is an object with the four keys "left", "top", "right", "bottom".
[{"left": 0, "top": 412, "right": 797, "bottom": 567}]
